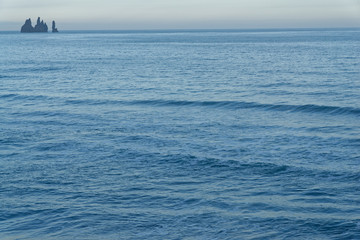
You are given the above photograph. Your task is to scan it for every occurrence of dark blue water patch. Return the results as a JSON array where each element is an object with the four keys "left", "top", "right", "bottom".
[
  {"left": 256, "top": 81, "right": 291, "bottom": 88},
  {"left": 0, "top": 74, "right": 28, "bottom": 81},
  {"left": 0, "top": 93, "right": 18, "bottom": 99},
  {"left": 10, "top": 110, "right": 68, "bottom": 118},
  {"left": 125, "top": 152, "right": 358, "bottom": 183},
  {"left": 242, "top": 217, "right": 360, "bottom": 239},
  {"left": 0, "top": 93, "right": 56, "bottom": 102},
  {"left": 5, "top": 66, "right": 70, "bottom": 74},
  {"left": 31, "top": 141, "right": 81, "bottom": 152},
  {"left": 347, "top": 138, "right": 360, "bottom": 147},
  {"left": 8, "top": 109, "right": 98, "bottom": 123},
  {"left": 64, "top": 98, "right": 115, "bottom": 106}
]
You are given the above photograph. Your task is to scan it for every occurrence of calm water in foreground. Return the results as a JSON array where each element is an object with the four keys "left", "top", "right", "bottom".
[{"left": 0, "top": 29, "right": 360, "bottom": 239}]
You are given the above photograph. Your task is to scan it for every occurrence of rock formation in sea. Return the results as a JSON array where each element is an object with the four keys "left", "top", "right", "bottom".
[
  {"left": 52, "top": 21, "right": 59, "bottom": 33},
  {"left": 34, "top": 17, "right": 48, "bottom": 32},
  {"left": 21, "top": 18, "right": 34, "bottom": 32},
  {"left": 21, "top": 17, "right": 54, "bottom": 33}
]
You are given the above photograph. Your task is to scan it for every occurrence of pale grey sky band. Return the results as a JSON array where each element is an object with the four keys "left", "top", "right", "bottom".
[{"left": 0, "top": 0, "right": 359, "bottom": 30}]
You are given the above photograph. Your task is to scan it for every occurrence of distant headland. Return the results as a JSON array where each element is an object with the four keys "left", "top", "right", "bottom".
[{"left": 21, "top": 17, "right": 59, "bottom": 33}]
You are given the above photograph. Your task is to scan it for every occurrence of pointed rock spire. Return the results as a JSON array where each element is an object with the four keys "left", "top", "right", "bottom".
[{"left": 52, "top": 20, "right": 59, "bottom": 33}]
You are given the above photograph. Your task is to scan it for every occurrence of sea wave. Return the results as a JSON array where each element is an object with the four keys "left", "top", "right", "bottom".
[
  {"left": 6, "top": 66, "right": 68, "bottom": 73},
  {"left": 70, "top": 99, "right": 359, "bottom": 116},
  {"left": 3, "top": 92, "right": 359, "bottom": 117},
  {"left": 130, "top": 100, "right": 360, "bottom": 116}
]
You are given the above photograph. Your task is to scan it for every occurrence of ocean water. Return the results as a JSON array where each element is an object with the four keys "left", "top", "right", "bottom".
[{"left": 0, "top": 29, "right": 360, "bottom": 239}]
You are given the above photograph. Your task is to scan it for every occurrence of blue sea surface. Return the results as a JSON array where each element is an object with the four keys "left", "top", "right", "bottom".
[{"left": 0, "top": 29, "right": 360, "bottom": 239}]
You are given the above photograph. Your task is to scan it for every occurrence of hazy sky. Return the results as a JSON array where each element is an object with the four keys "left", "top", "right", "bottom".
[{"left": 0, "top": 0, "right": 359, "bottom": 30}]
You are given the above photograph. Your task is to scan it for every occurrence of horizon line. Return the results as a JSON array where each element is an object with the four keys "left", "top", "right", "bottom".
[{"left": 1, "top": 26, "right": 359, "bottom": 33}]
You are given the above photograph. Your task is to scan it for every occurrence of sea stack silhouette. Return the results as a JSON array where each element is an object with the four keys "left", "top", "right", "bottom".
[
  {"left": 52, "top": 21, "right": 59, "bottom": 33},
  {"left": 21, "top": 17, "right": 59, "bottom": 33}
]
